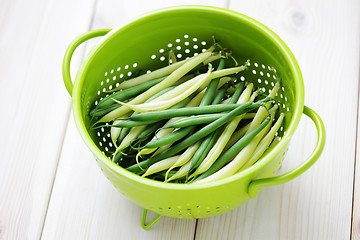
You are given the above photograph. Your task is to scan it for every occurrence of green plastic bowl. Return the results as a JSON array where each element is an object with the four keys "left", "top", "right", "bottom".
[{"left": 63, "top": 5, "right": 325, "bottom": 229}]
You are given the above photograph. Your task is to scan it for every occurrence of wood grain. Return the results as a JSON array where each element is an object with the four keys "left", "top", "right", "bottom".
[
  {"left": 195, "top": 0, "right": 360, "bottom": 239},
  {"left": 0, "top": 0, "right": 96, "bottom": 239}
]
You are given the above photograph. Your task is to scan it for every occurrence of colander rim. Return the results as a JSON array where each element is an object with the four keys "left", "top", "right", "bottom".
[{"left": 72, "top": 5, "right": 304, "bottom": 190}]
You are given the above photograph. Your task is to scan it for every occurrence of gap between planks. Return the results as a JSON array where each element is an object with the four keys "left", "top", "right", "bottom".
[{"left": 351, "top": 44, "right": 360, "bottom": 240}]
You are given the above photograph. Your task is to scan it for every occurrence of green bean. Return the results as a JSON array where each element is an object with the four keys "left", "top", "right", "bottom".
[
  {"left": 98, "top": 47, "right": 215, "bottom": 122},
  {"left": 138, "top": 126, "right": 194, "bottom": 149},
  {"left": 161, "top": 114, "right": 224, "bottom": 129},
  {"left": 193, "top": 116, "right": 271, "bottom": 183},
  {"left": 113, "top": 151, "right": 123, "bottom": 164},
  {"left": 128, "top": 104, "right": 249, "bottom": 121},
  {"left": 229, "top": 82, "right": 245, "bottom": 103},
  {"left": 155, "top": 170, "right": 186, "bottom": 182},
  {"left": 185, "top": 128, "right": 222, "bottom": 180},
  {"left": 134, "top": 120, "right": 167, "bottom": 142},
  {"left": 117, "top": 127, "right": 131, "bottom": 145},
  {"left": 183, "top": 79, "right": 231, "bottom": 180},
  {"left": 119, "top": 70, "right": 213, "bottom": 112},
  {"left": 165, "top": 141, "right": 201, "bottom": 181},
  {"left": 240, "top": 112, "right": 285, "bottom": 170},
  {"left": 191, "top": 83, "right": 253, "bottom": 177},
  {"left": 113, "top": 125, "right": 146, "bottom": 161},
  {"left": 126, "top": 101, "right": 258, "bottom": 173},
  {"left": 110, "top": 58, "right": 190, "bottom": 92},
  {"left": 162, "top": 63, "right": 229, "bottom": 178},
  {"left": 96, "top": 95, "right": 192, "bottom": 129},
  {"left": 211, "top": 83, "right": 231, "bottom": 104},
  {"left": 169, "top": 49, "right": 177, "bottom": 64},
  {"left": 89, "top": 104, "right": 120, "bottom": 118},
  {"left": 110, "top": 112, "right": 131, "bottom": 146},
  {"left": 166, "top": 159, "right": 192, "bottom": 182},
  {"left": 93, "top": 76, "right": 167, "bottom": 112},
  {"left": 141, "top": 155, "right": 180, "bottom": 178},
  {"left": 245, "top": 82, "right": 280, "bottom": 135},
  {"left": 200, "top": 58, "right": 226, "bottom": 106},
  {"left": 109, "top": 85, "right": 181, "bottom": 148},
  {"left": 105, "top": 119, "right": 158, "bottom": 129},
  {"left": 134, "top": 85, "right": 220, "bottom": 160},
  {"left": 157, "top": 61, "right": 228, "bottom": 130},
  {"left": 188, "top": 83, "right": 252, "bottom": 179},
  {"left": 222, "top": 122, "right": 251, "bottom": 152},
  {"left": 197, "top": 111, "right": 274, "bottom": 183},
  {"left": 162, "top": 112, "right": 257, "bottom": 129}
]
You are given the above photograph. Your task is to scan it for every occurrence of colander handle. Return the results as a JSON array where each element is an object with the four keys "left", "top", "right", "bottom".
[
  {"left": 62, "top": 29, "right": 111, "bottom": 95},
  {"left": 248, "top": 106, "right": 325, "bottom": 198},
  {"left": 141, "top": 209, "right": 163, "bottom": 230}
]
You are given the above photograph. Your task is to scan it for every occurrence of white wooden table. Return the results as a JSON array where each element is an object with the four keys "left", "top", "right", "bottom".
[{"left": 1, "top": 0, "right": 359, "bottom": 239}]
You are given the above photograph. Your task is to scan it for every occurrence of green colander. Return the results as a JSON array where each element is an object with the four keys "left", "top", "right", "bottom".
[{"left": 63, "top": 5, "right": 325, "bottom": 229}]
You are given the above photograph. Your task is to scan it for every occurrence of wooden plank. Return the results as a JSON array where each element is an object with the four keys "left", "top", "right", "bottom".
[
  {"left": 0, "top": 0, "right": 96, "bottom": 239},
  {"left": 352, "top": 71, "right": 360, "bottom": 238},
  {"left": 42, "top": 0, "right": 227, "bottom": 239},
  {"left": 195, "top": 0, "right": 360, "bottom": 239}
]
